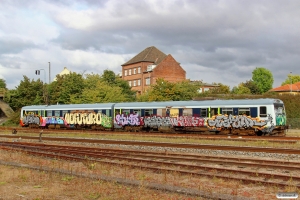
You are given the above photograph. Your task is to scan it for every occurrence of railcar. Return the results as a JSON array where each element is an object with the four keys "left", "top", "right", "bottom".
[{"left": 20, "top": 98, "right": 287, "bottom": 136}]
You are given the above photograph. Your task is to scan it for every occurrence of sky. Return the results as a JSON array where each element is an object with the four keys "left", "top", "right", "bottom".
[{"left": 1, "top": 0, "right": 300, "bottom": 90}]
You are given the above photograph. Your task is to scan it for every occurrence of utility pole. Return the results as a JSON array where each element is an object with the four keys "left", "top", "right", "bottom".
[
  {"left": 290, "top": 72, "right": 292, "bottom": 93},
  {"left": 48, "top": 62, "right": 51, "bottom": 84}
]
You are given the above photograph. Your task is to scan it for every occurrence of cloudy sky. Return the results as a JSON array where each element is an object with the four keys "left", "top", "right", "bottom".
[{"left": 1, "top": 0, "right": 299, "bottom": 90}]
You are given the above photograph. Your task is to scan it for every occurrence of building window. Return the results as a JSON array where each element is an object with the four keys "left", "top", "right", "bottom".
[
  {"left": 145, "top": 77, "right": 150, "bottom": 85},
  {"left": 124, "top": 70, "right": 127, "bottom": 76},
  {"left": 133, "top": 80, "right": 136, "bottom": 86},
  {"left": 138, "top": 79, "right": 141, "bottom": 86},
  {"left": 138, "top": 67, "right": 141, "bottom": 73},
  {"left": 133, "top": 68, "right": 136, "bottom": 74},
  {"left": 129, "top": 69, "right": 131, "bottom": 75},
  {"left": 128, "top": 81, "right": 131, "bottom": 87}
]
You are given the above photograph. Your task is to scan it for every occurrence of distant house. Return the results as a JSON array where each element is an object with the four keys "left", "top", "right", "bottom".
[
  {"left": 53, "top": 67, "right": 71, "bottom": 81},
  {"left": 269, "top": 82, "right": 300, "bottom": 95},
  {"left": 121, "top": 46, "right": 186, "bottom": 94},
  {"left": 190, "top": 80, "right": 219, "bottom": 93}
]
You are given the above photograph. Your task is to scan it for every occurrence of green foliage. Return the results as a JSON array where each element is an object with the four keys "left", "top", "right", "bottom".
[
  {"left": 281, "top": 74, "right": 300, "bottom": 85},
  {"left": 100, "top": 70, "right": 136, "bottom": 101},
  {"left": 1, "top": 108, "right": 21, "bottom": 125},
  {"left": 0, "top": 78, "right": 6, "bottom": 89},
  {"left": 242, "top": 80, "right": 260, "bottom": 94},
  {"left": 231, "top": 84, "right": 251, "bottom": 94},
  {"left": 206, "top": 83, "right": 231, "bottom": 94},
  {"left": 76, "top": 80, "right": 130, "bottom": 103},
  {"left": 252, "top": 67, "right": 274, "bottom": 94},
  {"left": 138, "top": 78, "right": 199, "bottom": 101},
  {"left": 4, "top": 76, "right": 44, "bottom": 110},
  {"left": 49, "top": 72, "right": 85, "bottom": 104}
]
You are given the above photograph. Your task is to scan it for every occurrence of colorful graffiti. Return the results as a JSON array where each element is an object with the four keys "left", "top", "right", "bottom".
[
  {"left": 207, "top": 114, "right": 275, "bottom": 133},
  {"left": 115, "top": 113, "right": 141, "bottom": 126},
  {"left": 170, "top": 116, "right": 205, "bottom": 127},
  {"left": 276, "top": 114, "right": 286, "bottom": 126},
  {"left": 22, "top": 114, "right": 41, "bottom": 126},
  {"left": 21, "top": 112, "right": 112, "bottom": 128},
  {"left": 207, "top": 114, "right": 269, "bottom": 128},
  {"left": 64, "top": 113, "right": 112, "bottom": 128}
]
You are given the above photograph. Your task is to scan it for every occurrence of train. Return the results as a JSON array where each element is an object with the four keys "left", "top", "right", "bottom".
[{"left": 20, "top": 98, "right": 287, "bottom": 136}]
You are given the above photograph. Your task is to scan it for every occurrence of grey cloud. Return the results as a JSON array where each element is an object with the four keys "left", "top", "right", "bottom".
[{"left": 0, "top": 37, "right": 38, "bottom": 54}]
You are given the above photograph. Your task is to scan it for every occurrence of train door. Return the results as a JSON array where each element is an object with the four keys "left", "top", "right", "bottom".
[
  {"left": 273, "top": 103, "right": 286, "bottom": 126},
  {"left": 209, "top": 107, "right": 219, "bottom": 117}
]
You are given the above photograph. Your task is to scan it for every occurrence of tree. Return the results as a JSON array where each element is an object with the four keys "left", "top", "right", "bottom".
[
  {"left": 0, "top": 78, "right": 6, "bottom": 89},
  {"left": 242, "top": 80, "right": 260, "bottom": 94},
  {"left": 100, "top": 70, "right": 136, "bottom": 101},
  {"left": 138, "top": 78, "right": 199, "bottom": 101},
  {"left": 281, "top": 74, "right": 300, "bottom": 86},
  {"left": 207, "top": 83, "right": 231, "bottom": 94},
  {"left": 78, "top": 80, "right": 130, "bottom": 103},
  {"left": 4, "top": 76, "right": 44, "bottom": 110},
  {"left": 49, "top": 72, "right": 85, "bottom": 104},
  {"left": 231, "top": 84, "right": 251, "bottom": 94},
  {"left": 252, "top": 67, "right": 273, "bottom": 94}
]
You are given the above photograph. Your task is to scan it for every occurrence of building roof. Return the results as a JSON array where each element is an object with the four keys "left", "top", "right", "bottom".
[
  {"left": 54, "top": 67, "right": 71, "bottom": 81},
  {"left": 270, "top": 82, "right": 300, "bottom": 92},
  {"left": 122, "top": 46, "right": 167, "bottom": 66}
]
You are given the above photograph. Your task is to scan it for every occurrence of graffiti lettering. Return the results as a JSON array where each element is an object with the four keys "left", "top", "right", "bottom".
[
  {"left": 143, "top": 116, "right": 172, "bottom": 127},
  {"left": 115, "top": 113, "right": 141, "bottom": 126},
  {"left": 170, "top": 116, "right": 205, "bottom": 127},
  {"left": 64, "top": 113, "right": 112, "bottom": 127},
  {"left": 207, "top": 114, "right": 269, "bottom": 129},
  {"left": 22, "top": 114, "right": 40, "bottom": 125}
]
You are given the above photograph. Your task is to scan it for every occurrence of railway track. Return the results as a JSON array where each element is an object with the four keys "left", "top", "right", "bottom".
[
  {"left": 1, "top": 141, "right": 299, "bottom": 188},
  {"left": 1, "top": 126, "right": 300, "bottom": 143},
  {"left": 0, "top": 134, "right": 300, "bottom": 154}
]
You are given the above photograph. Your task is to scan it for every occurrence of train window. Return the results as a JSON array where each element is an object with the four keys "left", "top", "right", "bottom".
[
  {"left": 47, "top": 110, "right": 52, "bottom": 117},
  {"left": 238, "top": 108, "right": 250, "bottom": 116},
  {"left": 122, "top": 109, "right": 130, "bottom": 115},
  {"left": 145, "top": 109, "right": 153, "bottom": 116},
  {"left": 200, "top": 108, "right": 207, "bottom": 117},
  {"left": 105, "top": 109, "right": 110, "bottom": 117},
  {"left": 54, "top": 110, "right": 60, "bottom": 117},
  {"left": 62, "top": 110, "right": 68, "bottom": 117},
  {"left": 210, "top": 108, "right": 218, "bottom": 116},
  {"left": 133, "top": 109, "right": 141, "bottom": 116},
  {"left": 183, "top": 108, "right": 192, "bottom": 116},
  {"left": 274, "top": 103, "right": 284, "bottom": 114},
  {"left": 260, "top": 106, "right": 267, "bottom": 117},
  {"left": 222, "top": 108, "right": 233, "bottom": 115}
]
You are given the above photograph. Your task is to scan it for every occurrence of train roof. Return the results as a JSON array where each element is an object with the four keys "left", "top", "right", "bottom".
[
  {"left": 114, "top": 98, "right": 283, "bottom": 109},
  {"left": 21, "top": 103, "right": 115, "bottom": 110},
  {"left": 21, "top": 98, "right": 284, "bottom": 110}
]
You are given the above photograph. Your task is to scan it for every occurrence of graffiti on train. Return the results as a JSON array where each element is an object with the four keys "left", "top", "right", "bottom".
[
  {"left": 142, "top": 116, "right": 206, "bottom": 127},
  {"left": 115, "top": 113, "right": 142, "bottom": 126},
  {"left": 64, "top": 113, "right": 112, "bottom": 127},
  {"left": 170, "top": 116, "right": 205, "bottom": 127},
  {"left": 46, "top": 117, "right": 64, "bottom": 125},
  {"left": 207, "top": 114, "right": 271, "bottom": 128},
  {"left": 22, "top": 114, "right": 41, "bottom": 125}
]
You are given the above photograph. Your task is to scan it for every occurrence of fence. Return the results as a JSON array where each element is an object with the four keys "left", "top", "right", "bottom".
[{"left": 287, "top": 118, "right": 300, "bottom": 129}]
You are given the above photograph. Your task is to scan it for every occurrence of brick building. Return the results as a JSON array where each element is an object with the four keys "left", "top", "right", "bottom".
[{"left": 121, "top": 46, "right": 186, "bottom": 94}]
